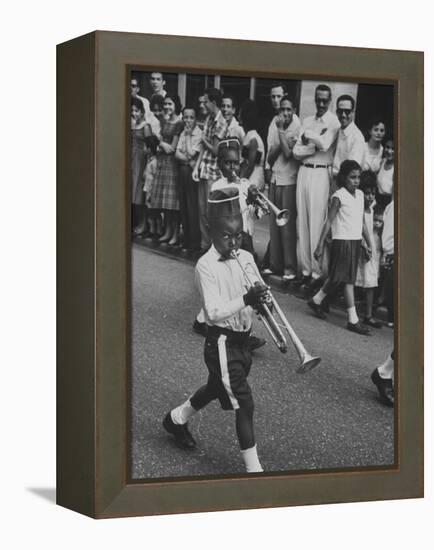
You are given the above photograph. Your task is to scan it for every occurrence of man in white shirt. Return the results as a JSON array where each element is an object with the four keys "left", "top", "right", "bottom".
[
  {"left": 294, "top": 84, "right": 340, "bottom": 281},
  {"left": 149, "top": 71, "right": 167, "bottom": 98},
  {"left": 221, "top": 94, "right": 245, "bottom": 144},
  {"left": 332, "top": 94, "right": 365, "bottom": 176}
]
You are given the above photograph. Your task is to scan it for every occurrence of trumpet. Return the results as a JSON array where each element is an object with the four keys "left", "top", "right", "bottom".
[
  {"left": 249, "top": 190, "right": 290, "bottom": 227},
  {"left": 231, "top": 251, "right": 321, "bottom": 373},
  {"left": 230, "top": 171, "right": 289, "bottom": 226}
]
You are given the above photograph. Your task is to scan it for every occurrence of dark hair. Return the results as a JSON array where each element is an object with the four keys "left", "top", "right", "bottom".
[
  {"left": 182, "top": 105, "right": 196, "bottom": 115},
  {"left": 150, "top": 71, "right": 165, "bottom": 80},
  {"left": 365, "top": 116, "right": 386, "bottom": 140},
  {"left": 336, "top": 94, "right": 355, "bottom": 110},
  {"left": 221, "top": 94, "right": 237, "bottom": 109},
  {"left": 336, "top": 159, "right": 361, "bottom": 188},
  {"left": 204, "top": 87, "right": 223, "bottom": 107},
  {"left": 315, "top": 84, "right": 332, "bottom": 98},
  {"left": 217, "top": 138, "right": 241, "bottom": 161},
  {"left": 384, "top": 133, "right": 394, "bottom": 145},
  {"left": 239, "top": 99, "right": 259, "bottom": 132},
  {"left": 359, "top": 170, "right": 377, "bottom": 193},
  {"left": 270, "top": 82, "right": 287, "bottom": 95},
  {"left": 164, "top": 93, "right": 182, "bottom": 115},
  {"left": 149, "top": 94, "right": 164, "bottom": 111},
  {"left": 131, "top": 97, "right": 145, "bottom": 113},
  {"left": 280, "top": 95, "right": 295, "bottom": 108}
]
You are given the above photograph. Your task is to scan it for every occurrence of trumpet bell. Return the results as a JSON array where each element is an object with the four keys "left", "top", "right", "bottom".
[
  {"left": 296, "top": 355, "right": 321, "bottom": 374},
  {"left": 276, "top": 209, "right": 290, "bottom": 227}
]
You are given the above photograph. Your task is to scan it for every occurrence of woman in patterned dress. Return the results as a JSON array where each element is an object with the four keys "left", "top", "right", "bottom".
[
  {"left": 150, "top": 93, "right": 184, "bottom": 245},
  {"left": 131, "top": 97, "right": 148, "bottom": 236}
]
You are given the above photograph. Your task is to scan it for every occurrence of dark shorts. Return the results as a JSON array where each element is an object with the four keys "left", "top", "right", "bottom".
[{"left": 204, "top": 326, "right": 253, "bottom": 411}]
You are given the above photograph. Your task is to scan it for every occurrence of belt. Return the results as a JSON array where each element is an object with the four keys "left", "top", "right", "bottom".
[
  {"left": 302, "top": 163, "right": 330, "bottom": 169},
  {"left": 207, "top": 325, "right": 251, "bottom": 343}
]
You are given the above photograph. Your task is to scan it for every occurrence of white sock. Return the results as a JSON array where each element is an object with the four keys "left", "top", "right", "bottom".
[
  {"left": 197, "top": 309, "right": 205, "bottom": 323},
  {"left": 347, "top": 306, "right": 358, "bottom": 324},
  {"left": 313, "top": 289, "right": 326, "bottom": 305},
  {"left": 171, "top": 399, "right": 196, "bottom": 425},
  {"left": 378, "top": 354, "right": 394, "bottom": 381},
  {"left": 241, "top": 444, "right": 263, "bottom": 473}
]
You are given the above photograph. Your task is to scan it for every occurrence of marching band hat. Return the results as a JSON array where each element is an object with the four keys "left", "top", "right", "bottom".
[{"left": 208, "top": 187, "right": 241, "bottom": 220}]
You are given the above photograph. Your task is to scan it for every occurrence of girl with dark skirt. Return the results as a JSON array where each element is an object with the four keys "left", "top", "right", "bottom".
[{"left": 307, "top": 160, "right": 373, "bottom": 335}]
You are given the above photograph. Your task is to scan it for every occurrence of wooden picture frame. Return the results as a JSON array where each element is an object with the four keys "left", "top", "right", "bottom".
[{"left": 57, "top": 31, "right": 423, "bottom": 518}]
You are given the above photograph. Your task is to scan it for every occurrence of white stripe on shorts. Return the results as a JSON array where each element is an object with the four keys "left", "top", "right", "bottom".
[{"left": 217, "top": 334, "right": 239, "bottom": 410}]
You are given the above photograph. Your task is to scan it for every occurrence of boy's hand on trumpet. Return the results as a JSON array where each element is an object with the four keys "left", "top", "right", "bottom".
[
  {"left": 246, "top": 184, "right": 260, "bottom": 205},
  {"left": 243, "top": 281, "right": 270, "bottom": 308}
]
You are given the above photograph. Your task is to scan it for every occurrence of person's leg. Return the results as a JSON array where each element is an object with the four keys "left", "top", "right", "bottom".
[
  {"left": 309, "top": 170, "right": 330, "bottom": 279},
  {"left": 198, "top": 178, "right": 211, "bottom": 249},
  {"left": 159, "top": 210, "right": 174, "bottom": 242},
  {"left": 168, "top": 211, "right": 180, "bottom": 245},
  {"left": 384, "top": 258, "right": 394, "bottom": 325},
  {"left": 280, "top": 185, "right": 297, "bottom": 277},
  {"left": 296, "top": 168, "right": 311, "bottom": 278},
  {"left": 178, "top": 165, "right": 190, "bottom": 248},
  {"left": 269, "top": 183, "right": 283, "bottom": 274},
  {"left": 185, "top": 168, "right": 201, "bottom": 249},
  {"left": 371, "top": 350, "right": 394, "bottom": 406}
]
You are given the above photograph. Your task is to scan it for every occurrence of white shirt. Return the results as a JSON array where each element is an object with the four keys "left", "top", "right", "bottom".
[
  {"left": 211, "top": 177, "right": 256, "bottom": 235},
  {"left": 331, "top": 187, "right": 364, "bottom": 240},
  {"left": 195, "top": 246, "right": 263, "bottom": 331},
  {"left": 382, "top": 201, "right": 394, "bottom": 255},
  {"left": 268, "top": 115, "right": 301, "bottom": 186},
  {"left": 225, "top": 117, "right": 246, "bottom": 144},
  {"left": 362, "top": 143, "right": 383, "bottom": 173},
  {"left": 377, "top": 159, "right": 394, "bottom": 195},
  {"left": 333, "top": 121, "right": 366, "bottom": 176},
  {"left": 293, "top": 110, "right": 340, "bottom": 165}
]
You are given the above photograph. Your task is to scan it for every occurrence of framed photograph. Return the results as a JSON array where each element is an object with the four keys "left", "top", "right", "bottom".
[{"left": 57, "top": 31, "right": 423, "bottom": 518}]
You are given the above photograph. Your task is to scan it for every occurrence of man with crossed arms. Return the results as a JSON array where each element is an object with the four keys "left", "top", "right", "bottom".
[{"left": 293, "top": 84, "right": 340, "bottom": 283}]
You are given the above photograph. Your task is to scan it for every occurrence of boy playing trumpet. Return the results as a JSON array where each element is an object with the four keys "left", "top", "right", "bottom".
[{"left": 163, "top": 187, "right": 269, "bottom": 473}]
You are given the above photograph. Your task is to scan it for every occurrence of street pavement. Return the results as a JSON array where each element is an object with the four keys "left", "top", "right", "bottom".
[{"left": 131, "top": 244, "right": 394, "bottom": 480}]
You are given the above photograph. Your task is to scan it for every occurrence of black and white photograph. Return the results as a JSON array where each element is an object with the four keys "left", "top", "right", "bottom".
[{"left": 129, "top": 69, "right": 396, "bottom": 480}]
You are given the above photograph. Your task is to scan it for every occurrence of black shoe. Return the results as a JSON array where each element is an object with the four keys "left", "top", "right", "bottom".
[
  {"left": 307, "top": 298, "right": 327, "bottom": 319},
  {"left": 162, "top": 412, "right": 197, "bottom": 449},
  {"left": 371, "top": 369, "right": 394, "bottom": 407},
  {"left": 363, "top": 317, "right": 382, "bottom": 329},
  {"left": 249, "top": 335, "right": 266, "bottom": 352},
  {"left": 347, "top": 321, "right": 370, "bottom": 335},
  {"left": 192, "top": 320, "right": 208, "bottom": 337}
]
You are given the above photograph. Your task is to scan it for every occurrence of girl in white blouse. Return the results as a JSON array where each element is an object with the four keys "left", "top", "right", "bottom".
[
  {"left": 308, "top": 160, "right": 373, "bottom": 335},
  {"left": 376, "top": 136, "right": 394, "bottom": 210},
  {"left": 362, "top": 118, "right": 386, "bottom": 173}
]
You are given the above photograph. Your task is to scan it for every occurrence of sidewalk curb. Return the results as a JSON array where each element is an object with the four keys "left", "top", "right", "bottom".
[{"left": 133, "top": 236, "right": 392, "bottom": 326}]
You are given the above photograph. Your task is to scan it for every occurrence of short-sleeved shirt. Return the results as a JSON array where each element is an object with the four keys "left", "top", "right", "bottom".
[
  {"left": 382, "top": 201, "right": 394, "bottom": 255},
  {"left": 176, "top": 125, "right": 202, "bottom": 159},
  {"left": 195, "top": 246, "right": 263, "bottom": 332},
  {"left": 225, "top": 117, "right": 246, "bottom": 144},
  {"left": 268, "top": 116, "right": 301, "bottom": 186},
  {"left": 362, "top": 143, "right": 383, "bottom": 173},
  {"left": 333, "top": 122, "right": 366, "bottom": 176},
  {"left": 377, "top": 159, "right": 394, "bottom": 195},
  {"left": 199, "top": 111, "right": 228, "bottom": 181},
  {"left": 331, "top": 187, "right": 364, "bottom": 240}
]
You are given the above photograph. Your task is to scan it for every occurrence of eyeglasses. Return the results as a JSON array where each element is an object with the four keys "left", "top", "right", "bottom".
[{"left": 336, "top": 108, "right": 353, "bottom": 115}]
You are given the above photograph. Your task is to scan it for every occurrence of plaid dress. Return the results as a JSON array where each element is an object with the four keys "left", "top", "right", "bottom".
[{"left": 150, "top": 118, "right": 183, "bottom": 211}]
